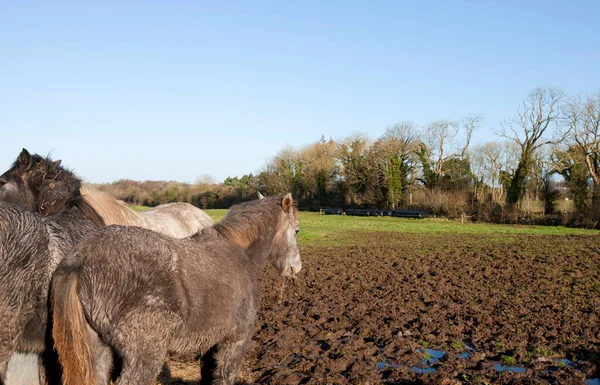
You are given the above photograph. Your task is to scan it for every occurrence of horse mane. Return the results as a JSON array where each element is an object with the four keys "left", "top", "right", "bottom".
[
  {"left": 214, "top": 195, "right": 296, "bottom": 248},
  {"left": 79, "top": 185, "right": 140, "bottom": 226},
  {"left": 75, "top": 198, "right": 107, "bottom": 227}
]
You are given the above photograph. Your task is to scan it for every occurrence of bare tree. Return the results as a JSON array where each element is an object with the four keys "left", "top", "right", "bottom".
[
  {"left": 565, "top": 92, "right": 600, "bottom": 211},
  {"left": 423, "top": 120, "right": 460, "bottom": 178},
  {"left": 461, "top": 115, "right": 482, "bottom": 159},
  {"left": 195, "top": 173, "right": 216, "bottom": 186},
  {"left": 470, "top": 140, "right": 520, "bottom": 202},
  {"left": 497, "top": 87, "right": 565, "bottom": 205},
  {"left": 417, "top": 116, "right": 479, "bottom": 190}
]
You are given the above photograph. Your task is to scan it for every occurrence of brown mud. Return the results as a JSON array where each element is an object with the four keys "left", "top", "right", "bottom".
[{"left": 160, "top": 232, "right": 600, "bottom": 385}]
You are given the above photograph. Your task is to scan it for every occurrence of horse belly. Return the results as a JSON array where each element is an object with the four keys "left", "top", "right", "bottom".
[{"left": 169, "top": 327, "right": 225, "bottom": 355}]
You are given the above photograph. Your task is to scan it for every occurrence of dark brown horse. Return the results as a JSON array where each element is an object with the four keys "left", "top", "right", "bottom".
[
  {"left": 52, "top": 194, "right": 302, "bottom": 385},
  {"left": 0, "top": 149, "right": 87, "bottom": 216},
  {"left": 0, "top": 155, "right": 104, "bottom": 385},
  {"left": 0, "top": 149, "right": 108, "bottom": 385}
]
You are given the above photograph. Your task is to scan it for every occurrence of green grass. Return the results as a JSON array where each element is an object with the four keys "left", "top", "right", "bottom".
[
  {"left": 294, "top": 212, "right": 596, "bottom": 246},
  {"left": 204, "top": 209, "right": 228, "bottom": 223},
  {"left": 129, "top": 205, "right": 151, "bottom": 212},
  {"left": 130, "top": 207, "right": 598, "bottom": 247},
  {"left": 503, "top": 355, "right": 517, "bottom": 365}
]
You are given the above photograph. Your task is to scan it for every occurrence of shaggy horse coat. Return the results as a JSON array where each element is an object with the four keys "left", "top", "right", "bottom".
[
  {"left": 0, "top": 149, "right": 214, "bottom": 384},
  {"left": 0, "top": 195, "right": 101, "bottom": 384},
  {"left": 52, "top": 194, "right": 302, "bottom": 385}
]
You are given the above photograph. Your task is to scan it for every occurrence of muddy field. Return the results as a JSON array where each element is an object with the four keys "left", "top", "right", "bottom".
[{"left": 160, "top": 231, "right": 600, "bottom": 385}]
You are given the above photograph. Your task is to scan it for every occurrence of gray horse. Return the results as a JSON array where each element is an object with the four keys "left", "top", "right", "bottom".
[
  {"left": 0, "top": 161, "right": 103, "bottom": 385},
  {"left": 52, "top": 194, "right": 302, "bottom": 385}
]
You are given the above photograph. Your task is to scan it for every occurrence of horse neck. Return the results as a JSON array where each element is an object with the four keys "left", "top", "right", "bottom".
[
  {"left": 46, "top": 206, "right": 101, "bottom": 251},
  {"left": 213, "top": 212, "right": 278, "bottom": 264},
  {"left": 80, "top": 184, "right": 141, "bottom": 226},
  {"left": 51, "top": 204, "right": 97, "bottom": 229}
]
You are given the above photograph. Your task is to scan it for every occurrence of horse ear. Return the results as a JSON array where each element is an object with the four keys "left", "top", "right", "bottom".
[
  {"left": 52, "top": 159, "right": 62, "bottom": 168},
  {"left": 18, "top": 149, "right": 32, "bottom": 169},
  {"left": 257, "top": 191, "right": 265, "bottom": 200},
  {"left": 281, "top": 193, "right": 293, "bottom": 213}
]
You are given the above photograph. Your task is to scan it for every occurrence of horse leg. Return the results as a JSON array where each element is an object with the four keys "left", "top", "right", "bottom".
[
  {"left": 38, "top": 357, "right": 47, "bottom": 385},
  {"left": 113, "top": 347, "right": 166, "bottom": 385},
  {"left": 209, "top": 332, "right": 252, "bottom": 385},
  {"left": 0, "top": 334, "right": 34, "bottom": 385},
  {"left": 39, "top": 346, "right": 61, "bottom": 385},
  {"left": 112, "top": 311, "right": 175, "bottom": 385},
  {"left": 0, "top": 308, "right": 20, "bottom": 385},
  {"left": 199, "top": 346, "right": 218, "bottom": 385},
  {"left": 88, "top": 326, "right": 113, "bottom": 385},
  {"left": 0, "top": 349, "right": 13, "bottom": 385}
]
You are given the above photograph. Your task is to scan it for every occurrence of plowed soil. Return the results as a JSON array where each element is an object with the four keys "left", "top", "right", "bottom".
[{"left": 159, "top": 232, "right": 600, "bottom": 385}]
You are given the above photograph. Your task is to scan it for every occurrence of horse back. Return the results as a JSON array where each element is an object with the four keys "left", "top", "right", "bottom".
[
  {"left": 69, "top": 226, "right": 192, "bottom": 327},
  {"left": 140, "top": 203, "right": 214, "bottom": 238},
  {"left": 69, "top": 225, "right": 258, "bottom": 352}
]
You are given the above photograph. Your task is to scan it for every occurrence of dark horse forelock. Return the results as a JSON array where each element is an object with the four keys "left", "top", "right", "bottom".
[{"left": 214, "top": 195, "right": 295, "bottom": 248}]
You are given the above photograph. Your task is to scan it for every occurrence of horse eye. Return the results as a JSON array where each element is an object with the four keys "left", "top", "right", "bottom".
[{"left": 0, "top": 179, "right": 6, "bottom": 186}]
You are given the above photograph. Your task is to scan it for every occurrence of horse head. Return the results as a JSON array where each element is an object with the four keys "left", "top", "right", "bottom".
[
  {"left": 0, "top": 149, "right": 81, "bottom": 215},
  {"left": 270, "top": 193, "right": 302, "bottom": 277}
]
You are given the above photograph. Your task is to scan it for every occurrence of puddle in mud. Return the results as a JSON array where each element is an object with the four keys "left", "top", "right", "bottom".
[
  {"left": 459, "top": 345, "right": 475, "bottom": 359},
  {"left": 377, "top": 361, "right": 399, "bottom": 370},
  {"left": 377, "top": 346, "right": 479, "bottom": 374},
  {"left": 493, "top": 363, "right": 527, "bottom": 373},
  {"left": 376, "top": 346, "right": 599, "bottom": 382},
  {"left": 376, "top": 361, "right": 437, "bottom": 374},
  {"left": 554, "top": 358, "right": 576, "bottom": 368},
  {"left": 418, "top": 348, "right": 446, "bottom": 364},
  {"left": 377, "top": 348, "right": 447, "bottom": 374},
  {"left": 408, "top": 366, "right": 436, "bottom": 374}
]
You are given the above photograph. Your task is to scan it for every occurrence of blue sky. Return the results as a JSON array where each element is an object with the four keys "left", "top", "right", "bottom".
[{"left": 1, "top": 1, "right": 598, "bottom": 183}]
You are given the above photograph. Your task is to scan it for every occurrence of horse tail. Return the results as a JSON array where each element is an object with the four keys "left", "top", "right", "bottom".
[{"left": 52, "top": 268, "right": 97, "bottom": 385}]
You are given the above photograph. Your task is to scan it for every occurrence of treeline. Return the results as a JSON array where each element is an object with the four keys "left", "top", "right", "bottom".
[{"left": 95, "top": 87, "right": 600, "bottom": 227}]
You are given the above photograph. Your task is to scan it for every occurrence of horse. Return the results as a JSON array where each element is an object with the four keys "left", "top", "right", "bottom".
[
  {"left": 1, "top": 148, "right": 214, "bottom": 239},
  {"left": 52, "top": 193, "right": 302, "bottom": 385},
  {"left": 0, "top": 149, "right": 211, "bottom": 384},
  {"left": 0, "top": 161, "right": 104, "bottom": 385}
]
